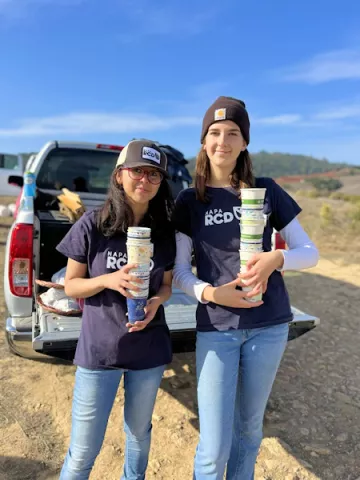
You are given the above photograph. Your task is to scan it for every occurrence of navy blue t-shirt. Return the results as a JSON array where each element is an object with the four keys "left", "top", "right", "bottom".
[
  {"left": 172, "top": 178, "right": 302, "bottom": 331},
  {"left": 56, "top": 210, "right": 175, "bottom": 370}
]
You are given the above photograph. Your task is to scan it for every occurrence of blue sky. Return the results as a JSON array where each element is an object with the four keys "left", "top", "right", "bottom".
[{"left": 1, "top": 0, "right": 360, "bottom": 164}]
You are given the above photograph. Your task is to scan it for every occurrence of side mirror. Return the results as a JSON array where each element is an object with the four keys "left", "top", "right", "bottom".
[{"left": 8, "top": 175, "right": 24, "bottom": 188}]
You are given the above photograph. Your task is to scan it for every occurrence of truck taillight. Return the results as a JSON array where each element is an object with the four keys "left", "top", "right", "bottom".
[
  {"left": 274, "top": 232, "right": 286, "bottom": 250},
  {"left": 96, "top": 144, "right": 123, "bottom": 151},
  {"left": 9, "top": 223, "right": 33, "bottom": 297}
]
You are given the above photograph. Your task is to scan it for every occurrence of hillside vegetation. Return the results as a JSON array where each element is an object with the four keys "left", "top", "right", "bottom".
[{"left": 186, "top": 151, "right": 359, "bottom": 178}]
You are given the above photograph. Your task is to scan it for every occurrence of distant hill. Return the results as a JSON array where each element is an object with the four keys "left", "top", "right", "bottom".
[
  {"left": 186, "top": 151, "right": 360, "bottom": 179},
  {"left": 18, "top": 149, "right": 360, "bottom": 180}
]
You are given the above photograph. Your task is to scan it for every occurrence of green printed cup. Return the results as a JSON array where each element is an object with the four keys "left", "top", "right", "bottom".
[
  {"left": 240, "top": 220, "right": 264, "bottom": 226},
  {"left": 240, "top": 188, "right": 266, "bottom": 210},
  {"left": 240, "top": 222, "right": 264, "bottom": 243},
  {"left": 241, "top": 233, "right": 263, "bottom": 242}
]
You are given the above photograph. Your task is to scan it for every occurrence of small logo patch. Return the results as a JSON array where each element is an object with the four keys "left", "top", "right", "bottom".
[
  {"left": 214, "top": 108, "right": 226, "bottom": 121},
  {"left": 142, "top": 147, "right": 161, "bottom": 164}
]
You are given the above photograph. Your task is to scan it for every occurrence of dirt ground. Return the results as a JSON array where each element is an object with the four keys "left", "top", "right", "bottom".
[{"left": 1, "top": 215, "right": 360, "bottom": 480}]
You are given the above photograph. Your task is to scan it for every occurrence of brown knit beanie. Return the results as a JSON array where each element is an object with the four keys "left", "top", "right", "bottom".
[{"left": 200, "top": 96, "right": 250, "bottom": 145}]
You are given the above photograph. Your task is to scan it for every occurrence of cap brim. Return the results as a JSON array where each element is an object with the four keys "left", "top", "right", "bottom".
[{"left": 122, "top": 161, "right": 170, "bottom": 179}]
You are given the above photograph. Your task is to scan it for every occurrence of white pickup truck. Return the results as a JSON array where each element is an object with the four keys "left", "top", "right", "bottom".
[
  {"left": 0, "top": 153, "right": 26, "bottom": 196},
  {"left": 4, "top": 140, "right": 320, "bottom": 361}
]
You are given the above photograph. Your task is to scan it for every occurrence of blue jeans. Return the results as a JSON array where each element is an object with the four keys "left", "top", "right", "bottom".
[
  {"left": 60, "top": 364, "right": 165, "bottom": 480},
  {"left": 194, "top": 322, "right": 289, "bottom": 480}
]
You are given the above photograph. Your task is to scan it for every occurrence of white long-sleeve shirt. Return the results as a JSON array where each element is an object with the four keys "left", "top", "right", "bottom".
[{"left": 173, "top": 217, "right": 319, "bottom": 303}]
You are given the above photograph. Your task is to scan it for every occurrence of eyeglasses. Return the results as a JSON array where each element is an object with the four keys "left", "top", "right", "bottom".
[{"left": 122, "top": 167, "right": 164, "bottom": 185}]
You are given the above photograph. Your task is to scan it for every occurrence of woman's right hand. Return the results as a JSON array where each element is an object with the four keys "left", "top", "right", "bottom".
[
  {"left": 102, "top": 263, "right": 143, "bottom": 298},
  {"left": 202, "top": 278, "right": 263, "bottom": 309}
]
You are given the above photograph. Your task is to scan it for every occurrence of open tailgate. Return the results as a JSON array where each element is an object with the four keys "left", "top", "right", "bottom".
[{"left": 32, "top": 289, "right": 319, "bottom": 356}]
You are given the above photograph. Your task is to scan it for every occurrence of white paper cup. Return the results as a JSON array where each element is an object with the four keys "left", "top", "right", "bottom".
[
  {"left": 126, "top": 238, "right": 152, "bottom": 246},
  {"left": 129, "top": 271, "right": 150, "bottom": 290},
  {"left": 240, "top": 188, "right": 266, "bottom": 205},
  {"left": 240, "top": 223, "right": 265, "bottom": 235},
  {"left": 242, "top": 285, "right": 263, "bottom": 303},
  {"left": 240, "top": 243, "right": 263, "bottom": 253},
  {"left": 240, "top": 219, "right": 266, "bottom": 227},
  {"left": 131, "top": 263, "right": 151, "bottom": 273},
  {"left": 129, "top": 286, "right": 149, "bottom": 298},
  {"left": 240, "top": 223, "right": 264, "bottom": 243},
  {"left": 239, "top": 264, "right": 249, "bottom": 275},
  {"left": 127, "top": 227, "right": 151, "bottom": 239},
  {"left": 240, "top": 250, "right": 256, "bottom": 262},
  {"left": 127, "top": 244, "right": 153, "bottom": 264},
  {"left": 127, "top": 241, "right": 153, "bottom": 255},
  {"left": 240, "top": 208, "right": 266, "bottom": 222}
]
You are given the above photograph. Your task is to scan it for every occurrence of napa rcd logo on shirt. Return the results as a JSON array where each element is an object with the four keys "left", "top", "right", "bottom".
[
  {"left": 142, "top": 147, "right": 161, "bottom": 164},
  {"left": 106, "top": 251, "right": 154, "bottom": 270},
  {"left": 204, "top": 207, "right": 242, "bottom": 226}
]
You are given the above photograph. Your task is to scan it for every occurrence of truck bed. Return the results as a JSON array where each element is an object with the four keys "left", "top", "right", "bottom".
[{"left": 32, "top": 288, "right": 319, "bottom": 357}]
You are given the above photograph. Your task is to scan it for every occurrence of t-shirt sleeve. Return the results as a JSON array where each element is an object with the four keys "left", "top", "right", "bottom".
[
  {"left": 172, "top": 190, "right": 192, "bottom": 238},
  {"left": 56, "top": 212, "right": 92, "bottom": 264},
  {"left": 269, "top": 179, "right": 302, "bottom": 232}
]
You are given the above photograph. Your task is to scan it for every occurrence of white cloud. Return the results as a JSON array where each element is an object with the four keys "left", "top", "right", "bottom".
[
  {"left": 254, "top": 114, "right": 302, "bottom": 126},
  {"left": 0, "top": 112, "right": 201, "bottom": 137},
  {"left": 277, "top": 49, "right": 360, "bottom": 84},
  {"left": 314, "top": 103, "right": 360, "bottom": 120}
]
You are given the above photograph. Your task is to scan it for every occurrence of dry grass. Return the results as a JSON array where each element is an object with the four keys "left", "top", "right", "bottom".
[
  {"left": 0, "top": 196, "right": 18, "bottom": 206},
  {"left": 294, "top": 193, "right": 360, "bottom": 264}
]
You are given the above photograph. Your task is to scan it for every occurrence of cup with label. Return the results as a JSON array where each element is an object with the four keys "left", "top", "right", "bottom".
[
  {"left": 240, "top": 222, "right": 264, "bottom": 243},
  {"left": 240, "top": 251, "right": 251, "bottom": 272},
  {"left": 127, "top": 227, "right": 151, "bottom": 240},
  {"left": 129, "top": 270, "right": 150, "bottom": 291},
  {"left": 240, "top": 211, "right": 267, "bottom": 227},
  {"left": 240, "top": 208, "right": 266, "bottom": 222},
  {"left": 127, "top": 296, "right": 148, "bottom": 323},
  {"left": 126, "top": 237, "right": 154, "bottom": 248},
  {"left": 239, "top": 250, "right": 256, "bottom": 263},
  {"left": 127, "top": 243, "right": 153, "bottom": 264},
  {"left": 240, "top": 188, "right": 266, "bottom": 210},
  {"left": 239, "top": 242, "right": 263, "bottom": 253}
]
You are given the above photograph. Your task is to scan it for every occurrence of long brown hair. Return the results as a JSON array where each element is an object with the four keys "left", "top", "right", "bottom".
[
  {"left": 96, "top": 167, "right": 175, "bottom": 241},
  {"left": 195, "top": 148, "right": 255, "bottom": 202}
]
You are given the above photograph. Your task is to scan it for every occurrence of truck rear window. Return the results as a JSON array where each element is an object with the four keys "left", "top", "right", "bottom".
[{"left": 36, "top": 148, "right": 119, "bottom": 194}]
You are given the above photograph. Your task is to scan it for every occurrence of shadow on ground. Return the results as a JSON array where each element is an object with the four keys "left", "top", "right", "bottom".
[
  {"left": 2, "top": 257, "right": 360, "bottom": 479},
  {"left": 0, "top": 456, "right": 59, "bottom": 480},
  {"left": 160, "top": 271, "right": 360, "bottom": 479}
]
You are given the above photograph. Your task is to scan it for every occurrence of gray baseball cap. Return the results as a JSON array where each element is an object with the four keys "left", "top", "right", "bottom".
[{"left": 116, "top": 139, "right": 169, "bottom": 178}]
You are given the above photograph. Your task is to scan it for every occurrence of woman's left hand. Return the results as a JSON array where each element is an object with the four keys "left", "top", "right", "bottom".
[
  {"left": 126, "top": 296, "right": 161, "bottom": 333},
  {"left": 239, "top": 251, "right": 284, "bottom": 291}
]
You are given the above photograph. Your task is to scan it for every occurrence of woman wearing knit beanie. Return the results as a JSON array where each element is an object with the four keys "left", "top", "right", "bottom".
[{"left": 172, "top": 96, "right": 319, "bottom": 479}]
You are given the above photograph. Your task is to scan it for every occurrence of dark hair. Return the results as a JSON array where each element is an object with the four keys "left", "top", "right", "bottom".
[
  {"left": 96, "top": 167, "right": 175, "bottom": 242},
  {"left": 195, "top": 148, "right": 255, "bottom": 202}
]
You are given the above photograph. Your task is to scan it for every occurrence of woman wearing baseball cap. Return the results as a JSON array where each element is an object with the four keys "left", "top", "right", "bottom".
[
  {"left": 57, "top": 139, "right": 175, "bottom": 479},
  {"left": 172, "top": 97, "right": 319, "bottom": 479}
]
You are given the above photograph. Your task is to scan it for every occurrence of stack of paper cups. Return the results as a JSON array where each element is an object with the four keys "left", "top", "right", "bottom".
[
  {"left": 126, "top": 227, "right": 153, "bottom": 323},
  {"left": 239, "top": 188, "right": 266, "bottom": 303}
]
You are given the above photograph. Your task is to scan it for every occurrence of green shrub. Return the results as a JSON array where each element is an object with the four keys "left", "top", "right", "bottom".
[
  {"left": 348, "top": 204, "right": 360, "bottom": 229},
  {"left": 320, "top": 203, "right": 333, "bottom": 226},
  {"left": 306, "top": 177, "right": 343, "bottom": 191}
]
